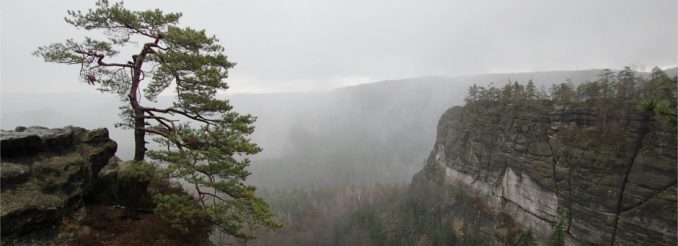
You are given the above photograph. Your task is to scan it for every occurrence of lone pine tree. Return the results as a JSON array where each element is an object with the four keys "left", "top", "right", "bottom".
[{"left": 34, "top": 0, "right": 279, "bottom": 239}]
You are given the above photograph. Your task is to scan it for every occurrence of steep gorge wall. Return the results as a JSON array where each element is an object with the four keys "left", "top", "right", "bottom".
[{"left": 411, "top": 104, "right": 676, "bottom": 245}]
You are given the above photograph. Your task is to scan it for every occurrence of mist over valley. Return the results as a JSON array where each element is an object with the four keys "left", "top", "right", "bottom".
[{"left": 1, "top": 0, "right": 675, "bottom": 244}]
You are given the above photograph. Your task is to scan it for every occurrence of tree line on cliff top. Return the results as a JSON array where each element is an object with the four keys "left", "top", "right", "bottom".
[{"left": 464, "top": 66, "right": 677, "bottom": 129}]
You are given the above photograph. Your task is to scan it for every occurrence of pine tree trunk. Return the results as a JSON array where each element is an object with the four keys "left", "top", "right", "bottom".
[
  {"left": 130, "top": 52, "right": 147, "bottom": 162},
  {"left": 133, "top": 106, "right": 146, "bottom": 161}
]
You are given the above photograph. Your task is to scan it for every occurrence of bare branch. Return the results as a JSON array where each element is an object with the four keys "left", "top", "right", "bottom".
[
  {"left": 74, "top": 50, "right": 135, "bottom": 68},
  {"left": 139, "top": 127, "right": 170, "bottom": 139},
  {"left": 197, "top": 189, "right": 230, "bottom": 204},
  {"left": 142, "top": 106, "right": 218, "bottom": 125},
  {"left": 145, "top": 112, "right": 177, "bottom": 131}
]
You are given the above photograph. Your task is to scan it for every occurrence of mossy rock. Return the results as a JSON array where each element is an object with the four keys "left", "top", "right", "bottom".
[
  {"left": 90, "top": 158, "right": 155, "bottom": 210},
  {"left": 0, "top": 163, "right": 30, "bottom": 188}
]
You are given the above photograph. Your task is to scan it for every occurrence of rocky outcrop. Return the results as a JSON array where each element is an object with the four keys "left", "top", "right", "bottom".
[
  {"left": 411, "top": 104, "right": 676, "bottom": 245},
  {"left": 0, "top": 126, "right": 117, "bottom": 241},
  {"left": 90, "top": 156, "right": 153, "bottom": 210}
]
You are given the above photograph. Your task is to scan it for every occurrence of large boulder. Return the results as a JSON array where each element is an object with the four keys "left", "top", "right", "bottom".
[{"left": 0, "top": 126, "right": 117, "bottom": 240}]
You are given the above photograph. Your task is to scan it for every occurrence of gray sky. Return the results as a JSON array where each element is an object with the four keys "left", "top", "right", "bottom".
[{"left": 1, "top": 0, "right": 676, "bottom": 94}]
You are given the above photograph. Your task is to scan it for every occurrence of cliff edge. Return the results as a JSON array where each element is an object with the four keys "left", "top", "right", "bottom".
[{"left": 411, "top": 102, "right": 676, "bottom": 245}]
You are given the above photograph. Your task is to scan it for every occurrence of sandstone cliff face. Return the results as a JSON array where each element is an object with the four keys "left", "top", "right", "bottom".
[
  {"left": 0, "top": 126, "right": 117, "bottom": 241},
  {"left": 411, "top": 104, "right": 676, "bottom": 245}
]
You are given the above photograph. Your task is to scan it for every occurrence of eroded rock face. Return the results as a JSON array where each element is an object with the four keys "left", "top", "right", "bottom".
[
  {"left": 412, "top": 105, "right": 676, "bottom": 245},
  {"left": 0, "top": 126, "right": 117, "bottom": 239}
]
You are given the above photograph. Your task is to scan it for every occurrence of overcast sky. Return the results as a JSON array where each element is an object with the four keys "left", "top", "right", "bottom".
[{"left": 1, "top": 0, "right": 676, "bottom": 94}]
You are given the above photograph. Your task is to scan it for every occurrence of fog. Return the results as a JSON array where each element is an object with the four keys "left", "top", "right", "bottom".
[
  {"left": 2, "top": 1, "right": 678, "bottom": 244},
  {"left": 3, "top": 69, "right": 642, "bottom": 187},
  {"left": 2, "top": 2, "right": 675, "bottom": 184}
]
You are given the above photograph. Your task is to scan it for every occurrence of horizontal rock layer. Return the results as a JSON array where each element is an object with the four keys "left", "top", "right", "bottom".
[{"left": 1, "top": 126, "right": 117, "bottom": 239}]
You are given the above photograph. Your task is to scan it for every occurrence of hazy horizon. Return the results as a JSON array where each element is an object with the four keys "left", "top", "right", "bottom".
[
  {"left": 2, "top": 66, "right": 676, "bottom": 97},
  {"left": 2, "top": 67, "right": 659, "bottom": 187},
  {"left": 1, "top": 0, "right": 676, "bottom": 187},
  {"left": 2, "top": 0, "right": 676, "bottom": 94}
]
